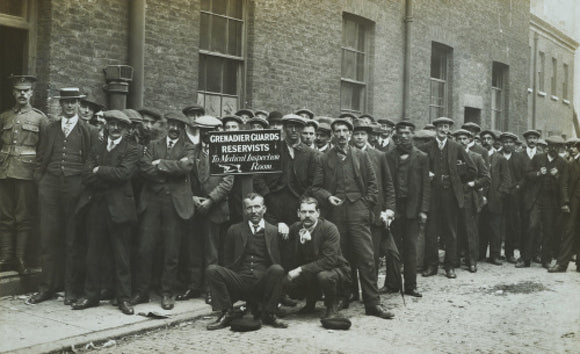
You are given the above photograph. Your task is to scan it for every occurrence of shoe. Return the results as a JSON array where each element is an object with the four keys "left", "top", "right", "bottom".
[
  {"left": 378, "top": 286, "right": 399, "bottom": 294},
  {"left": 111, "top": 297, "right": 119, "bottom": 307},
  {"left": 297, "top": 301, "right": 316, "bottom": 314},
  {"left": 118, "top": 301, "right": 134, "bottom": 315},
  {"left": 161, "top": 295, "right": 175, "bottom": 310},
  {"left": 207, "top": 311, "right": 233, "bottom": 330},
  {"left": 445, "top": 268, "right": 457, "bottom": 279},
  {"left": 336, "top": 298, "right": 349, "bottom": 311},
  {"left": 548, "top": 264, "right": 566, "bottom": 273},
  {"left": 205, "top": 292, "right": 212, "bottom": 305},
  {"left": 421, "top": 266, "right": 437, "bottom": 277},
  {"left": 71, "top": 298, "right": 99, "bottom": 310},
  {"left": 176, "top": 289, "right": 201, "bottom": 301},
  {"left": 15, "top": 258, "right": 31, "bottom": 275},
  {"left": 515, "top": 260, "right": 530, "bottom": 268},
  {"left": 507, "top": 256, "right": 517, "bottom": 264},
  {"left": 99, "top": 289, "right": 114, "bottom": 300},
  {"left": 322, "top": 302, "right": 339, "bottom": 320},
  {"left": 487, "top": 258, "right": 502, "bottom": 266},
  {"left": 365, "top": 304, "right": 395, "bottom": 319},
  {"left": 262, "top": 313, "right": 288, "bottom": 328},
  {"left": 280, "top": 294, "right": 297, "bottom": 307},
  {"left": 64, "top": 295, "right": 78, "bottom": 306},
  {"left": 468, "top": 265, "right": 477, "bottom": 273},
  {"left": 27, "top": 291, "right": 53, "bottom": 304},
  {"left": 129, "top": 293, "right": 149, "bottom": 305},
  {"left": 404, "top": 289, "right": 423, "bottom": 297}
]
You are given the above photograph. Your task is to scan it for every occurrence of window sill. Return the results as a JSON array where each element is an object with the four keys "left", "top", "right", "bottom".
[
  {"left": 537, "top": 91, "right": 546, "bottom": 97},
  {"left": 551, "top": 95, "right": 559, "bottom": 101},
  {"left": 563, "top": 99, "right": 570, "bottom": 105},
  {"left": 527, "top": 88, "right": 533, "bottom": 93}
]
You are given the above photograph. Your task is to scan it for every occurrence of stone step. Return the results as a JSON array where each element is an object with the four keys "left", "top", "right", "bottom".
[{"left": 0, "top": 268, "right": 41, "bottom": 297}]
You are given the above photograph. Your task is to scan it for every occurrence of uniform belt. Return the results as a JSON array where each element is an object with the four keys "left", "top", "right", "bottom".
[{"left": 0, "top": 145, "right": 36, "bottom": 156}]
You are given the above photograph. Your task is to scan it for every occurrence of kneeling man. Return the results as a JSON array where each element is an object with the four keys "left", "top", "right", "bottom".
[
  {"left": 284, "top": 197, "right": 352, "bottom": 319},
  {"left": 206, "top": 193, "right": 287, "bottom": 330}
]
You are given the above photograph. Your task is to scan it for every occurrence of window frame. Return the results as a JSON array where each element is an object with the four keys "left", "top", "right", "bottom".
[
  {"left": 0, "top": 0, "right": 37, "bottom": 75},
  {"left": 429, "top": 42, "right": 453, "bottom": 122},
  {"left": 491, "top": 61, "right": 509, "bottom": 131},
  {"left": 538, "top": 51, "right": 545, "bottom": 93},
  {"left": 551, "top": 57, "right": 557, "bottom": 97}
]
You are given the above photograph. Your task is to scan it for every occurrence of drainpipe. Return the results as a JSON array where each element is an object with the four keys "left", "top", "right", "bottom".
[
  {"left": 531, "top": 31, "right": 538, "bottom": 129},
  {"left": 402, "top": 0, "right": 413, "bottom": 120},
  {"left": 128, "top": 0, "right": 146, "bottom": 109}
]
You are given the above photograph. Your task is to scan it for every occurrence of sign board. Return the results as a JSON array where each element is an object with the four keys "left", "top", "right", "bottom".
[{"left": 208, "top": 129, "right": 283, "bottom": 175}]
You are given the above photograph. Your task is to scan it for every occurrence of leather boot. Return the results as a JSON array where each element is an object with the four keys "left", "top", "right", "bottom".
[
  {"left": 323, "top": 299, "right": 338, "bottom": 320},
  {"left": 15, "top": 232, "right": 30, "bottom": 275}
]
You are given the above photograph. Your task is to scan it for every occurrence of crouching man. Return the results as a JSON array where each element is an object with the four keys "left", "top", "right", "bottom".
[
  {"left": 205, "top": 193, "right": 287, "bottom": 330},
  {"left": 284, "top": 197, "right": 351, "bottom": 320}
]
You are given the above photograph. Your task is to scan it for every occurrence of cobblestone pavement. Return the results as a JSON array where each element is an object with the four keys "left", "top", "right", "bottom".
[{"left": 82, "top": 262, "right": 580, "bottom": 354}]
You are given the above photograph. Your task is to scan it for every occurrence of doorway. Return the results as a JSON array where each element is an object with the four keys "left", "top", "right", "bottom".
[
  {"left": 464, "top": 107, "right": 481, "bottom": 126},
  {"left": 0, "top": 25, "right": 27, "bottom": 112}
]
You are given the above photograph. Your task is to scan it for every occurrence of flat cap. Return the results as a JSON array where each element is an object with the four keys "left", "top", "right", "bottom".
[
  {"left": 358, "top": 114, "right": 375, "bottom": 122},
  {"left": 452, "top": 129, "right": 472, "bottom": 137},
  {"left": 500, "top": 132, "right": 518, "bottom": 141},
  {"left": 190, "top": 115, "right": 222, "bottom": 128},
  {"left": 247, "top": 116, "right": 269, "bottom": 129},
  {"left": 122, "top": 109, "right": 143, "bottom": 123},
  {"left": 522, "top": 130, "right": 541, "bottom": 138},
  {"left": 338, "top": 112, "right": 357, "bottom": 121},
  {"left": 461, "top": 122, "right": 481, "bottom": 133},
  {"left": 545, "top": 135, "right": 565, "bottom": 145},
  {"left": 480, "top": 130, "right": 498, "bottom": 140},
  {"left": 9, "top": 74, "right": 36, "bottom": 89},
  {"left": 353, "top": 120, "right": 373, "bottom": 133},
  {"left": 138, "top": 108, "right": 162, "bottom": 120},
  {"left": 565, "top": 137, "right": 580, "bottom": 145},
  {"left": 370, "top": 122, "right": 383, "bottom": 134},
  {"left": 254, "top": 110, "right": 269, "bottom": 118},
  {"left": 423, "top": 123, "right": 436, "bottom": 130},
  {"left": 317, "top": 122, "right": 331, "bottom": 133},
  {"left": 102, "top": 110, "right": 131, "bottom": 125},
  {"left": 80, "top": 98, "right": 104, "bottom": 113},
  {"left": 537, "top": 138, "right": 548, "bottom": 146},
  {"left": 376, "top": 118, "right": 395, "bottom": 126},
  {"left": 281, "top": 114, "right": 306, "bottom": 126},
  {"left": 295, "top": 108, "right": 314, "bottom": 119},
  {"left": 395, "top": 120, "right": 416, "bottom": 131},
  {"left": 235, "top": 109, "right": 254, "bottom": 118},
  {"left": 315, "top": 116, "right": 334, "bottom": 125},
  {"left": 55, "top": 87, "right": 86, "bottom": 99},
  {"left": 414, "top": 129, "right": 436, "bottom": 139},
  {"left": 267, "top": 111, "right": 283, "bottom": 122},
  {"left": 182, "top": 104, "right": 205, "bottom": 116},
  {"left": 221, "top": 115, "right": 244, "bottom": 126},
  {"left": 432, "top": 117, "right": 455, "bottom": 126},
  {"left": 331, "top": 118, "right": 354, "bottom": 131},
  {"left": 305, "top": 119, "right": 319, "bottom": 129},
  {"left": 164, "top": 111, "right": 190, "bottom": 126}
]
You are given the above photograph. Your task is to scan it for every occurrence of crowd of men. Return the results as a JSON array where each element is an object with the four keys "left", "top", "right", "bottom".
[{"left": 1, "top": 74, "right": 579, "bottom": 331}]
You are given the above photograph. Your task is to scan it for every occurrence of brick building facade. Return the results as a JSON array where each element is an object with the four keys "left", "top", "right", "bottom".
[{"left": 0, "top": 0, "right": 551, "bottom": 135}]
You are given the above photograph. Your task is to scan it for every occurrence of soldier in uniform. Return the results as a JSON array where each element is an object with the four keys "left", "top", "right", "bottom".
[{"left": 0, "top": 75, "right": 48, "bottom": 274}]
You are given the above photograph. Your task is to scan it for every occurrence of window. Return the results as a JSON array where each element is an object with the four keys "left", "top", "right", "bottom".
[
  {"left": 198, "top": 0, "right": 244, "bottom": 117},
  {"left": 0, "top": 0, "right": 26, "bottom": 18},
  {"left": 341, "top": 14, "right": 372, "bottom": 114},
  {"left": 538, "top": 51, "right": 545, "bottom": 92},
  {"left": 563, "top": 63, "right": 569, "bottom": 100},
  {"left": 551, "top": 57, "right": 557, "bottom": 96},
  {"left": 492, "top": 62, "right": 509, "bottom": 130},
  {"left": 429, "top": 42, "right": 453, "bottom": 122}
]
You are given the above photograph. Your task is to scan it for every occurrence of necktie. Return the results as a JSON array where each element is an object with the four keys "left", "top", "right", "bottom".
[
  {"left": 299, "top": 228, "right": 312, "bottom": 244},
  {"left": 336, "top": 147, "right": 347, "bottom": 161},
  {"left": 63, "top": 120, "right": 71, "bottom": 136},
  {"left": 168, "top": 140, "right": 174, "bottom": 149},
  {"left": 287, "top": 145, "right": 295, "bottom": 159},
  {"left": 438, "top": 139, "right": 445, "bottom": 151},
  {"left": 107, "top": 139, "right": 115, "bottom": 152},
  {"left": 252, "top": 223, "right": 261, "bottom": 234}
]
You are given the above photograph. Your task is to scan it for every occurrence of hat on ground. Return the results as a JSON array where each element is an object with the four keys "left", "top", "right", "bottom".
[
  {"left": 295, "top": 108, "right": 314, "bottom": 119},
  {"left": 395, "top": 121, "right": 416, "bottom": 131},
  {"left": 190, "top": 115, "right": 222, "bottom": 129},
  {"left": 414, "top": 129, "right": 436, "bottom": 140},
  {"left": 376, "top": 118, "right": 395, "bottom": 127},
  {"left": 222, "top": 115, "right": 244, "bottom": 126},
  {"left": 338, "top": 112, "right": 357, "bottom": 121},
  {"left": 247, "top": 116, "right": 269, "bottom": 129},
  {"left": 358, "top": 114, "right": 375, "bottom": 122},
  {"left": 320, "top": 316, "right": 352, "bottom": 330},
  {"left": 432, "top": 117, "right": 455, "bottom": 126},
  {"left": 353, "top": 120, "right": 373, "bottom": 133},
  {"left": 122, "top": 109, "right": 143, "bottom": 123},
  {"left": 522, "top": 130, "right": 541, "bottom": 139},
  {"left": 165, "top": 112, "right": 190, "bottom": 126},
  {"left": 267, "top": 111, "right": 283, "bottom": 123},
  {"left": 138, "top": 108, "right": 162, "bottom": 121},
  {"left": 500, "top": 132, "right": 518, "bottom": 141},
  {"left": 182, "top": 104, "right": 205, "bottom": 116},
  {"left": 235, "top": 109, "right": 254, "bottom": 118},
  {"left": 281, "top": 114, "right": 307, "bottom": 126},
  {"left": 9, "top": 75, "right": 36, "bottom": 89},
  {"left": 102, "top": 110, "right": 131, "bottom": 126},
  {"left": 317, "top": 122, "right": 332, "bottom": 133},
  {"left": 461, "top": 122, "right": 481, "bottom": 133},
  {"left": 255, "top": 110, "right": 269, "bottom": 118},
  {"left": 55, "top": 87, "right": 86, "bottom": 100},
  {"left": 545, "top": 135, "right": 565, "bottom": 145},
  {"left": 230, "top": 318, "right": 262, "bottom": 332},
  {"left": 331, "top": 118, "right": 354, "bottom": 131}
]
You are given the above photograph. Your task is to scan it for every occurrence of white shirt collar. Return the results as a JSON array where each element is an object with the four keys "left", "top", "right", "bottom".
[
  {"left": 61, "top": 114, "right": 79, "bottom": 128},
  {"left": 382, "top": 137, "right": 391, "bottom": 147},
  {"left": 186, "top": 129, "right": 199, "bottom": 145},
  {"left": 504, "top": 151, "right": 512, "bottom": 160},
  {"left": 108, "top": 136, "right": 122, "bottom": 146},
  {"left": 488, "top": 149, "right": 494, "bottom": 157},
  {"left": 575, "top": 153, "right": 580, "bottom": 161},
  {"left": 467, "top": 141, "right": 475, "bottom": 149},
  {"left": 547, "top": 154, "right": 555, "bottom": 162},
  {"left": 527, "top": 146, "right": 536, "bottom": 158},
  {"left": 248, "top": 219, "right": 265, "bottom": 233},
  {"left": 166, "top": 136, "right": 179, "bottom": 146},
  {"left": 436, "top": 136, "right": 447, "bottom": 146}
]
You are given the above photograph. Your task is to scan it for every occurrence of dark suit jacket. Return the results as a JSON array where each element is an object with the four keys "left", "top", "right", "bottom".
[
  {"left": 224, "top": 221, "right": 282, "bottom": 272},
  {"left": 138, "top": 136, "right": 195, "bottom": 220},
  {"left": 376, "top": 138, "right": 396, "bottom": 153},
  {"left": 254, "top": 142, "right": 318, "bottom": 198},
  {"left": 76, "top": 138, "right": 140, "bottom": 224},
  {"left": 35, "top": 118, "right": 97, "bottom": 180},
  {"left": 312, "top": 146, "right": 378, "bottom": 209},
  {"left": 465, "top": 150, "right": 491, "bottom": 212},
  {"left": 504, "top": 151, "right": 526, "bottom": 194},
  {"left": 566, "top": 157, "right": 580, "bottom": 200},
  {"left": 191, "top": 146, "right": 234, "bottom": 224},
  {"left": 286, "top": 218, "right": 350, "bottom": 274},
  {"left": 425, "top": 138, "right": 477, "bottom": 208},
  {"left": 366, "top": 147, "right": 395, "bottom": 225},
  {"left": 469, "top": 143, "right": 490, "bottom": 166},
  {"left": 385, "top": 147, "right": 431, "bottom": 219},
  {"left": 524, "top": 153, "right": 569, "bottom": 208},
  {"left": 486, "top": 151, "right": 511, "bottom": 214}
]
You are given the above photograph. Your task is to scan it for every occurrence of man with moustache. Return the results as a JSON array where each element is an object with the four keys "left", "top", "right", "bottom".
[
  {"left": 422, "top": 117, "right": 476, "bottom": 279},
  {"left": 375, "top": 118, "right": 396, "bottom": 152},
  {"left": 132, "top": 112, "right": 195, "bottom": 310},
  {"left": 0, "top": 75, "right": 48, "bottom": 274},
  {"left": 28, "top": 88, "right": 97, "bottom": 305},
  {"left": 205, "top": 193, "right": 287, "bottom": 330},
  {"left": 312, "top": 118, "right": 394, "bottom": 319},
  {"left": 72, "top": 110, "right": 139, "bottom": 315}
]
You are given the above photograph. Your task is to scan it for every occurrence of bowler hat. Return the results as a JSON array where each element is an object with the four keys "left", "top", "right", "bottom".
[
  {"left": 331, "top": 118, "right": 354, "bottom": 131},
  {"left": 281, "top": 114, "right": 306, "bottom": 126},
  {"left": 165, "top": 112, "right": 190, "bottom": 126},
  {"left": 522, "top": 130, "right": 541, "bottom": 139},
  {"left": 432, "top": 117, "right": 454, "bottom": 126},
  {"left": 320, "top": 316, "right": 352, "bottom": 330},
  {"left": 9, "top": 74, "right": 36, "bottom": 89},
  {"left": 55, "top": 87, "right": 86, "bottom": 100},
  {"left": 102, "top": 110, "right": 131, "bottom": 126},
  {"left": 545, "top": 135, "right": 565, "bottom": 145},
  {"left": 182, "top": 104, "right": 205, "bottom": 116},
  {"left": 295, "top": 108, "right": 314, "bottom": 119}
]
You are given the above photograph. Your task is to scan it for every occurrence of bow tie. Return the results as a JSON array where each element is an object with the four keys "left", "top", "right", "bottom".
[{"left": 299, "top": 228, "right": 312, "bottom": 244}]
